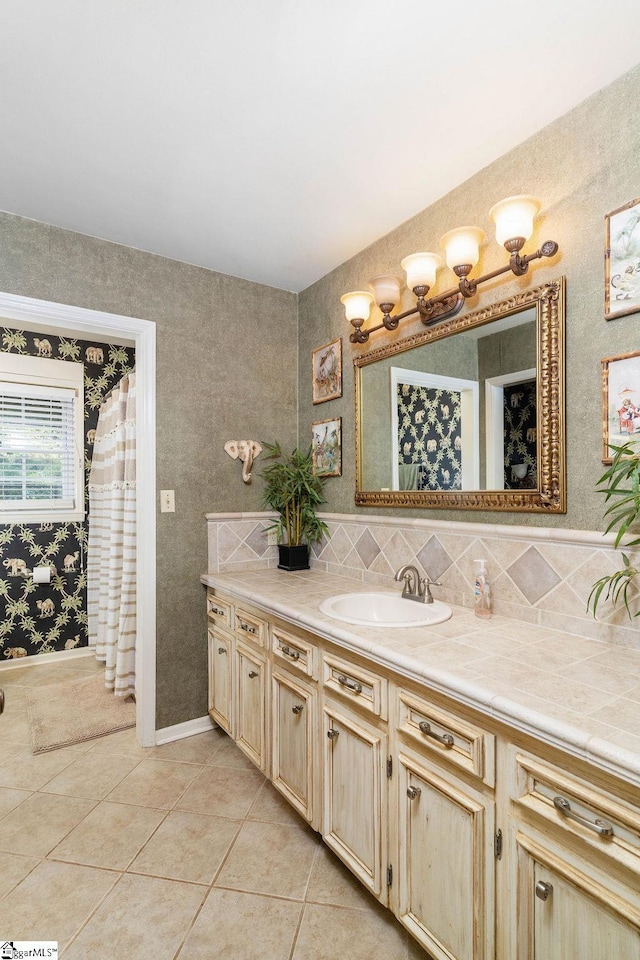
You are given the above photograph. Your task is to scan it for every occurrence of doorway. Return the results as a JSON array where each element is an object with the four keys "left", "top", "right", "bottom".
[{"left": 0, "top": 291, "right": 156, "bottom": 746}]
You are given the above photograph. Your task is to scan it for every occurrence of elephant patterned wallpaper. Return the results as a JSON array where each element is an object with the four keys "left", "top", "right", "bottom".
[
  {"left": 503, "top": 379, "right": 537, "bottom": 489},
  {"left": 0, "top": 328, "right": 135, "bottom": 659},
  {"left": 397, "top": 384, "right": 462, "bottom": 491}
]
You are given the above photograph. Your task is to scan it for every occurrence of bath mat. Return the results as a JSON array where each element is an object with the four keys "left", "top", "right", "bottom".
[{"left": 26, "top": 672, "right": 136, "bottom": 754}]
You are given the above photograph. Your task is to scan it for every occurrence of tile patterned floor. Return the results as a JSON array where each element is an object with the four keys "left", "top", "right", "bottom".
[{"left": 0, "top": 657, "right": 428, "bottom": 959}]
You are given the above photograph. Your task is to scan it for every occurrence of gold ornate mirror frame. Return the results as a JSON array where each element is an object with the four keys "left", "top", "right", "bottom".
[{"left": 354, "top": 277, "right": 566, "bottom": 512}]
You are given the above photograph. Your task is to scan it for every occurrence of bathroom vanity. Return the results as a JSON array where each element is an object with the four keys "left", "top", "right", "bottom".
[{"left": 202, "top": 569, "right": 640, "bottom": 960}]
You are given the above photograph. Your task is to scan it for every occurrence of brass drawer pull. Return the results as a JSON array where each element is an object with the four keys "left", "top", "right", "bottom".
[
  {"left": 292, "top": 704, "right": 304, "bottom": 715},
  {"left": 217, "top": 646, "right": 226, "bottom": 655},
  {"left": 553, "top": 796, "right": 614, "bottom": 838},
  {"left": 281, "top": 644, "right": 301, "bottom": 661},
  {"left": 535, "top": 880, "right": 553, "bottom": 901},
  {"left": 248, "top": 670, "right": 259, "bottom": 679},
  {"left": 239, "top": 621, "right": 257, "bottom": 635},
  {"left": 407, "top": 785, "right": 421, "bottom": 800},
  {"left": 418, "top": 720, "right": 454, "bottom": 748},
  {"left": 337, "top": 674, "right": 363, "bottom": 694},
  {"left": 210, "top": 605, "right": 226, "bottom": 617},
  {"left": 327, "top": 728, "right": 340, "bottom": 740}
]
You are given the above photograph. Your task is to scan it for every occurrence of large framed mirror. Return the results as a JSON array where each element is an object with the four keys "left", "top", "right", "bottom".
[{"left": 354, "top": 277, "right": 565, "bottom": 512}]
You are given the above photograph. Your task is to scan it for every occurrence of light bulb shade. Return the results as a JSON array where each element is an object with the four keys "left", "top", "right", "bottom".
[
  {"left": 340, "top": 290, "right": 374, "bottom": 322},
  {"left": 400, "top": 252, "right": 441, "bottom": 291},
  {"left": 440, "top": 226, "right": 485, "bottom": 270},
  {"left": 368, "top": 274, "right": 402, "bottom": 308},
  {"left": 490, "top": 195, "right": 541, "bottom": 247}
]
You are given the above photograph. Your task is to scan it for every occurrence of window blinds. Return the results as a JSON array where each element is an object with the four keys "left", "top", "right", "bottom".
[{"left": 0, "top": 381, "right": 78, "bottom": 510}]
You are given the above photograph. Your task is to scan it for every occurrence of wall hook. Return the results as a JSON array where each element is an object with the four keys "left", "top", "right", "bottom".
[{"left": 224, "top": 440, "right": 262, "bottom": 483}]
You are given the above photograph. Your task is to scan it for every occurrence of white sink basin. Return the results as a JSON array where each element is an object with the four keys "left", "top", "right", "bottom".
[{"left": 319, "top": 591, "right": 452, "bottom": 628}]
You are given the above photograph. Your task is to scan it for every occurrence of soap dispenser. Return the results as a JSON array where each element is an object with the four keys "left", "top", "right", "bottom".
[{"left": 473, "top": 559, "right": 491, "bottom": 619}]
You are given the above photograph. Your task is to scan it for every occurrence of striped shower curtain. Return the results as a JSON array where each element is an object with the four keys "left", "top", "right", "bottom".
[{"left": 87, "top": 372, "right": 136, "bottom": 698}]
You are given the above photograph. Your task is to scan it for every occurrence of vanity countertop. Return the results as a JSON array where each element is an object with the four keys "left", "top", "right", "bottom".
[{"left": 201, "top": 568, "right": 640, "bottom": 788}]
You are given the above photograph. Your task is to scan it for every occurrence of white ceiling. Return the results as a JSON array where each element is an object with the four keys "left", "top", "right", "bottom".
[{"left": 2, "top": 1, "right": 640, "bottom": 293}]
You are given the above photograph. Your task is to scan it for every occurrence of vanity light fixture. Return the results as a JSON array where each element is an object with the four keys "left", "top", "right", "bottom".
[{"left": 341, "top": 195, "right": 559, "bottom": 344}]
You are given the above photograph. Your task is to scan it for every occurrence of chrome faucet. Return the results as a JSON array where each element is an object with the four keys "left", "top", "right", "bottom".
[{"left": 394, "top": 564, "right": 442, "bottom": 604}]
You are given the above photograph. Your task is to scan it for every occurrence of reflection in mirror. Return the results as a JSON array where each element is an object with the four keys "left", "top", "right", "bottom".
[{"left": 354, "top": 279, "right": 565, "bottom": 512}]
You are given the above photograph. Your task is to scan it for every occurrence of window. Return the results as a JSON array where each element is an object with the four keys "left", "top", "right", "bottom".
[{"left": 0, "top": 353, "right": 84, "bottom": 522}]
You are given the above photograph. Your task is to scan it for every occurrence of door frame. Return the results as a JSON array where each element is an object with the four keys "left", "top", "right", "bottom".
[{"left": 0, "top": 291, "right": 157, "bottom": 746}]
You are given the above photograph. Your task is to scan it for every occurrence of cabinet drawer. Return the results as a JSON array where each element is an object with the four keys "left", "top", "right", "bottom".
[
  {"left": 511, "top": 749, "right": 640, "bottom": 874},
  {"left": 396, "top": 688, "right": 495, "bottom": 787},
  {"left": 271, "top": 626, "right": 318, "bottom": 680},
  {"left": 234, "top": 607, "right": 267, "bottom": 647},
  {"left": 207, "top": 592, "right": 232, "bottom": 629},
  {"left": 322, "top": 652, "right": 387, "bottom": 719}
]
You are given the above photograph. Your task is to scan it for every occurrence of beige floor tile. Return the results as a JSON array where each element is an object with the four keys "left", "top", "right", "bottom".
[
  {"left": 40, "top": 751, "right": 141, "bottom": 800},
  {"left": 0, "top": 786, "right": 31, "bottom": 819},
  {"left": 215, "top": 817, "right": 319, "bottom": 900},
  {"left": 50, "top": 800, "right": 166, "bottom": 870},
  {"left": 177, "top": 887, "right": 302, "bottom": 960},
  {"left": 175, "top": 764, "right": 264, "bottom": 819},
  {"left": 128, "top": 810, "right": 241, "bottom": 883},
  {"left": 292, "top": 902, "right": 409, "bottom": 960},
  {"left": 106, "top": 758, "right": 200, "bottom": 809},
  {"left": 87, "top": 727, "right": 150, "bottom": 759},
  {"left": 209, "top": 735, "right": 262, "bottom": 770},
  {"left": 306, "top": 845, "right": 379, "bottom": 911},
  {"left": 149, "top": 728, "right": 227, "bottom": 764},
  {"left": 0, "top": 792, "right": 95, "bottom": 857},
  {"left": 0, "top": 859, "right": 118, "bottom": 948},
  {"left": 247, "top": 781, "right": 305, "bottom": 826},
  {"left": 0, "top": 852, "right": 39, "bottom": 899},
  {"left": 64, "top": 872, "right": 206, "bottom": 960},
  {"left": 0, "top": 748, "right": 78, "bottom": 791}
]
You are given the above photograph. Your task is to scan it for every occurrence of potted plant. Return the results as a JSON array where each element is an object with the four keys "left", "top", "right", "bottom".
[
  {"left": 588, "top": 439, "right": 640, "bottom": 620},
  {"left": 260, "top": 441, "right": 329, "bottom": 571}
]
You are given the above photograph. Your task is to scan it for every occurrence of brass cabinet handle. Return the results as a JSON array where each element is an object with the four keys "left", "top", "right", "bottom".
[
  {"left": 535, "top": 880, "right": 553, "bottom": 901},
  {"left": 327, "top": 728, "right": 340, "bottom": 740},
  {"left": 248, "top": 670, "right": 259, "bottom": 679},
  {"left": 418, "top": 719, "right": 454, "bottom": 748},
  {"left": 0, "top": 688, "right": 4, "bottom": 714},
  {"left": 292, "top": 704, "right": 304, "bottom": 715},
  {"left": 217, "top": 646, "right": 226, "bottom": 655},
  {"left": 553, "top": 796, "right": 614, "bottom": 838},
  {"left": 281, "top": 644, "right": 301, "bottom": 661},
  {"left": 407, "top": 785, "right": 421, "bottom": 800},
  {"left": 239, "top": 621, "right": 257, "bottom": 635},
  {"left": 337, "top": 674, "right": 363, "bottom": 694}
]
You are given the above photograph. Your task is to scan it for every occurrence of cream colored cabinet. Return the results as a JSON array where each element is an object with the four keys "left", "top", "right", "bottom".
[
  {"left": 506, "top": 748, "right": 640, "bottom": 960},
  {"left": 234, "top": 638, "right": 268, "bottom": 773},
  {"left": 271, "top": 666, "right": 318, "bottom": 827},
  {"left": 207, "top": 626, "right": 234, "bottom": 735}
]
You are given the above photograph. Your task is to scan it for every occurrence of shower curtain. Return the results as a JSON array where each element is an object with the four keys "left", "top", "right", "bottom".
[{"left": 87, "top": 372, "right": 136, "bottom": 698}]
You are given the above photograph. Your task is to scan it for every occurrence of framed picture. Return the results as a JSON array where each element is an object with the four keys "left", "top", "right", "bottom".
[
  {"left": 605, "top": 198, "right": 640, "bottom": 320},
  {"left": 312, "top": 337, "right": 342, "bottom": 404},
  {"left": 601, "top": 349, "right": 640, "bottom": 461},
  {"left": 312, "top": 416, "right": 342, "bottom": 476}
]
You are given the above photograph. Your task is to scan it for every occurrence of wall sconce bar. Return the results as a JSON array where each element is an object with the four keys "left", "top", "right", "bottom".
[{"left": 342, "top": 195, "right": 559, "bottom": 344}]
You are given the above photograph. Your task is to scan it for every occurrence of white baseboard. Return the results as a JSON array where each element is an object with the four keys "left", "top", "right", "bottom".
[
  {"left": 154, "top": 715, "right": 216, "bottom": 745},
  {"left": 0, "top": 648, "right": 94, "bottom": 671}
]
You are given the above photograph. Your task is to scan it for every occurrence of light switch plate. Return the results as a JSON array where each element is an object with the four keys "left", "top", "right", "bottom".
[{"left": 160, "top": 490, "right": 175, "bottom": 513}]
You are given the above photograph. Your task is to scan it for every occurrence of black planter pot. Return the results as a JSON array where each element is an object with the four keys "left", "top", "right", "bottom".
[{"left": 277, "top": 544, "right": 310, "bottom": 571}]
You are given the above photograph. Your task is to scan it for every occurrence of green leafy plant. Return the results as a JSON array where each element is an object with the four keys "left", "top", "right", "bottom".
[
  {"left": 260, "top": 442, "right": 329, "bottom": 547},
  {"left": 587, "top": 439, "right": 640, "bottom": 620}
]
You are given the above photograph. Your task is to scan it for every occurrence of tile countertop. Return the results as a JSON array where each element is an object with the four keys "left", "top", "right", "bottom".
[{"left": 200, "top": 568, "right": 640, "bottom": 789}]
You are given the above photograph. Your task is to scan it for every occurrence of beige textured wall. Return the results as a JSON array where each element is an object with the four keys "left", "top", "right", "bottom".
[
  {"left": 0, "top": 213, "right": 298, "bottom": 727},
  {"left": 298, "top": 64, "right": 640, "bottom": 532}
]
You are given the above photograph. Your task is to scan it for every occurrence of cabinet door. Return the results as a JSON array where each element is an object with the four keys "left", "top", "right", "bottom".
[
  {"left": 208, "top": 628, "right": 233, "bottom": 735},
  {"left": 396, "top": 749, "right": 495, "bottom": 960},
  {"left": 271, "top": 668, "right": 317, "bottom": 826},
  {"left": 514, "top": 832, "right": 640, "bottom": 960},
  {"left": 322, "top": 701, "right": 388, "bottom": 903},
  {"left": 235, "top": 639, "right": 267, "bottom": 773}
]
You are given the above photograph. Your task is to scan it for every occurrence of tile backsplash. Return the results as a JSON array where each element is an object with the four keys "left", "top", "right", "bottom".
[{"left": 206, "top": 512, "right": 640, "bottom": 650}]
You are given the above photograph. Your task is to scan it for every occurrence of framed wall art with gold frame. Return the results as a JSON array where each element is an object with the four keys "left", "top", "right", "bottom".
[
  {"left": 601, "top": 349, "right": 640, "bottom": 462},
  {"left": 605, "top": 198, "right": 640, "bottom": 320},
  {"left": 312, "top": 337, "right": 342, "bottom": 404}
]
